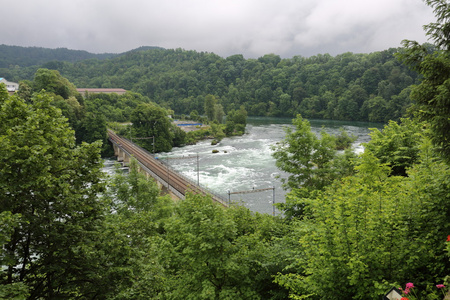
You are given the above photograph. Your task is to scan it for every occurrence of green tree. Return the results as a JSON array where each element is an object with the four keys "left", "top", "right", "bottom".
[
  {"left": 226, "top": 105, "right": 248, "bottom": 135},
  {"left": 3, "top": 46, "right": 421, "bottom": 123},
  {"left": 0, "top": 90, "right": 107, "bottom": 299},
  {"left": 0, "top": 212, "right": 30, "bottom": 299},
  {"left": 214, "top": 103, "right": 225, "bottom": 123},
  {"left": 33, "top": 68, "right": 79, "bottom": 100},
  {"left": 76, "top": 112, "right": 107, "bottom": 144},
  {"left": 75, "top": 112, "right": 111, "bottom": 156},
  {"left": 272, "top": 115, "right": 357, "bottom": 219},
  {"left": 335, "top": 127, "right": 357, "bottom": 150},
  {"left": 386, "top": 87, "right": 412, "bottom": 121},
  {"left": 51, "top": 95, "right": 84, "bottom": 128},
  {"left": 277, "top": 146, "right": 450, "bottom": 300},
  {"left": 397, "top": 0, "right": 450, "bottom": 161},
  {"left": 131, "top": 102, "right": 174, "bottom": 152},
  {"left": 204, "top": 94, "right": 217, "bottom": 121},
  {"left": 156, "top": 193, "right": 290, "bottom": 299},
  {"left": 232, "top": 105, "right": 248, "bottom": 126},
  {"left": 171, "top": 123, "right": 187, "bottom": 147},
  {"left": 0, "top": 83, "right": 8, "bottom": 103},
  {"left": 189, "top": 109, "right": 200, "bottom": 121},
  {"left": 97, "top": 158, "right": 174, "bottom": 299},
  {"left": 364, "top": 118, "right": 426, "bottom": 176},
  {"left": 17, "top": 80, "right": 33, "bottom": 103},
  {"left": 363, "top": 95, "right": 389, "bottom": 123},
  {"left": 224, "top": 120, "right": 235, "bottom": 136},
  {"left": 335, "top": 94, "right": 359, "bottom": 120},
  {"left": 271, "top": 115, "right": 337, "bottom": 192}
]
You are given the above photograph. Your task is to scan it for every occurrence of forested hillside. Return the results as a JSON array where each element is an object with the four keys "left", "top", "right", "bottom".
[
  {"left": 0, "top": 44, "right": 120, "bottom": 68},
  {"left": 1, "top": 44, "right": 432, "bottom": 123}
]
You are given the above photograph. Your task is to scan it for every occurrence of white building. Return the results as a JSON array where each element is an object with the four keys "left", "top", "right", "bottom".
[{"left": 0, "top": 78, "right": 19, "bottom": 92}]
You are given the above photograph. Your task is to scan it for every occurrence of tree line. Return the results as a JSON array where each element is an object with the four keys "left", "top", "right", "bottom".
[
  {"left": 1, "top": 43, "right": 431, "bottom": 124},
  {"left": 15, "top": 68, "right": 248, "bottom": 154}
]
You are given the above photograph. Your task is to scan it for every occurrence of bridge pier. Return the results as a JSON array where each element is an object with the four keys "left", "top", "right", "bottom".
[
  {"left": 136, "top": 162, "right": 179, "bottom": 200},
  {"left": 113, "top": 143, "right": 120, "bottom": 157},
  {"left": 114, "top": 145, "right": 130, "bottom": 166},
  {"left": 112, "top": 145, "right": 180, "bottom": 199},
  {"left": 122, "top": 152, "right": 130, "bottom": 166}
]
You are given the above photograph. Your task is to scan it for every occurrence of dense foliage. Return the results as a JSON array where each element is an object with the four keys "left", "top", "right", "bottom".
[
  {"left": 1, "top": 45, "right": 423, "bottom": 123},
  {"left": 276, "top": 146, "right": 449, "bottom": 299},
  {"left": 15, "top": 69, "right": 113, "bottom": 155},
  {"left": 2, "top": 85, "right": 447, "bottom": 299},
  {"left": 0, "top": 90, "right": 108, "bottom": 299},
  {"left": 0, "top": 94, "right": 291, "bottom": 299},
  {"left": 1, "top": 71, "right": 449, "bottom": 300},
  {"left": 1, "top": 1, "right": 449, "bottom": 298},
  {"left": 130, "top": 102, "right": 179, "bottom": 152},
  {"left": 269, "top": 112, "right": 449, "bottom": 299},
  {"left": 271, "top": 115, "right": 357, "bottom": 219},
  {"left": 14, "top": 68, "right": 198, "bottom": 154},
  {"left": 396, "top": 0, "right": 450, "bottom": 161}
]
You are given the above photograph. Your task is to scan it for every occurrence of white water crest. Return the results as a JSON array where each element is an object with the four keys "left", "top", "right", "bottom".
[{"left": 160, "top": 117, "right": 379, "bottom": 215}]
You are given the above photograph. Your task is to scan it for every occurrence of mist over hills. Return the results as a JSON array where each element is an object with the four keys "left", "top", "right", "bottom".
[{"left": 0, "top": 44, "right": 164, "bottom": 68}]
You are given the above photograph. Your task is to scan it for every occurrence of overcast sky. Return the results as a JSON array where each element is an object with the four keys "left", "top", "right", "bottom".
[{"left": 1, "top": 0, "right": 436, "bottom": 58}]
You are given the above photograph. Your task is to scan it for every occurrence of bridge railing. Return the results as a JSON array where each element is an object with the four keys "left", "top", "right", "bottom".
[
  {"left": 109, "top": 132, "right": 229, "bottom": 206},
  {"left": 157, "top": 157, "right": 229, "bottom": 206},
  {"left": 109, "top": 135, "right": 186, "bottom": 198}
]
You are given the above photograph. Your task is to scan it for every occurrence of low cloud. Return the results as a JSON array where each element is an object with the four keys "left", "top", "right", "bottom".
[{"left": 2, "top": 0, "right": 435, "bottom": 58}]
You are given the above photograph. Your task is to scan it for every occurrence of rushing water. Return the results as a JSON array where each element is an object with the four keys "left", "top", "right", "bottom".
[{"left": 155, "top": 117, "right": 381, "bottom": 215}]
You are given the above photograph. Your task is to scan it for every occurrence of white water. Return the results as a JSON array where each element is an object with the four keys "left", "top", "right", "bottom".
[{"left": 156, "top": 117, "right": 378, "bottom": 215}]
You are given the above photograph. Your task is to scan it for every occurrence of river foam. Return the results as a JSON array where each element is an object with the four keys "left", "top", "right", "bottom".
[{"left": 151, "top": 118, "right": 377, "bottom": 215}]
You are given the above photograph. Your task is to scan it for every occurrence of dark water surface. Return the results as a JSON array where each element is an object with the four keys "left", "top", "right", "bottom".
[{"left": 156, "top": 117, "right": 381, "bottom": 215}]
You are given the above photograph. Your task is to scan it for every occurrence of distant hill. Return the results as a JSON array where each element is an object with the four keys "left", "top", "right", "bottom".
[
  {"left": 123, "top": 46, "right": 165, "bottom": 54},
  {"left": 0, "top": 45, "right": 163, "bottom": 68},
  {"left": 0, "top": 45, "right": 422, "bottom": 122}
]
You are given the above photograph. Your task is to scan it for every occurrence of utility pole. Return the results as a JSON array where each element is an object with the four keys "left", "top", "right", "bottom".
[
  {"left": 129, "top": 125, "right": 132, "bottom": 142},
  {"left": 272, "top": 186, "right": 276, "bottom": 216},
  {"left": 152, "top": 136, "right": 155, "bottom": 154},
  {"left": 197, "top": 152, "right": 199, "bottom": 185},
  {"left": 166, "top": 156, "right": 170, "bottom": 189},
  {"left": 163, "top": 154, "right": 200, "bottom": 186}
]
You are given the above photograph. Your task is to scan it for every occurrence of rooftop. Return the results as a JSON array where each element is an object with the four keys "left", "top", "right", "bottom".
[
  {"left": 77, "top": 88, "right": 127, "bottom": 96},
  {"left": 77, "top": 88, "right": 127, "bottom": 93}
]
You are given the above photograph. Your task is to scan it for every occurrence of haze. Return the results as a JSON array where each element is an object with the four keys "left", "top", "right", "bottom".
[{"left": 1, "top": 0, "right": 436, "bottom": 58}]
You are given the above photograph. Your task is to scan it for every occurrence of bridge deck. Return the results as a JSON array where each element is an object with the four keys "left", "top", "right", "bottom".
[{"left": 108, "top": 130, "right": 228, "bottom": 207}]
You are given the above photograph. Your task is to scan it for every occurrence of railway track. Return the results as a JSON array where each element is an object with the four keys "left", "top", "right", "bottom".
[{"left": 108, "top": 130, "right": 228, "bottom": 207}]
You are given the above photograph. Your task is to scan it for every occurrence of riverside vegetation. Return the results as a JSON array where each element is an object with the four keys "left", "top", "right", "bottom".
[
  {"left": 1, "top": 84, "right": 448, "bottom": 300},
  {"left": 1, "top": 0, "right": 450, "bottom": 298}
]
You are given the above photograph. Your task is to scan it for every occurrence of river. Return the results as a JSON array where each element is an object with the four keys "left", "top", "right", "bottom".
[{"left": 153, "top": 117, "right": 381, "bottom": 215}]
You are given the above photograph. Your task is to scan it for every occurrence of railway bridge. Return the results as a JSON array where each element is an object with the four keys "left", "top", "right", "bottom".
[{"left": 108, "top": 129, "right": 228, "bottom": 207}]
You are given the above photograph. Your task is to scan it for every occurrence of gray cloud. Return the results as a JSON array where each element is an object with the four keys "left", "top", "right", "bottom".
[{"left": 2, "top": 0, "right": 435, "bottom": 58}]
